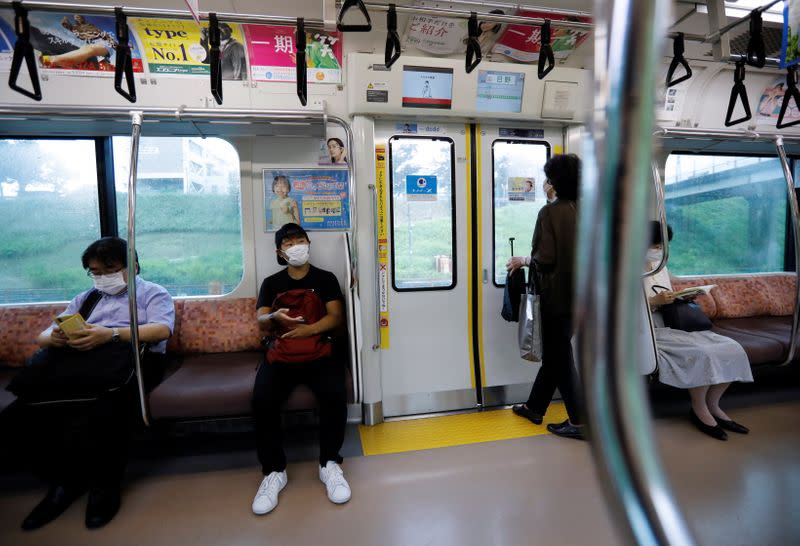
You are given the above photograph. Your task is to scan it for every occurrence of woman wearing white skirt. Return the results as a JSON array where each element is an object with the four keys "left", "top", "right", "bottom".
[{"left": 644, "top": 223, "right": 754, "bottom": 441}]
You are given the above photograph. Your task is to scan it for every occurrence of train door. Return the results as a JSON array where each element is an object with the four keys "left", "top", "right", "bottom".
[
  {"left": 375, "top": 121, "right": 473, "bottom": 416},
  {"left": 477, "top": 125, "right": 562, "bottom": 406}
]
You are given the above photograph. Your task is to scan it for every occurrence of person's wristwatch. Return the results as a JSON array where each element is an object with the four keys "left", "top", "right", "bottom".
[{"left": 111, "top": 327, "right": 120, "bottom": 343}]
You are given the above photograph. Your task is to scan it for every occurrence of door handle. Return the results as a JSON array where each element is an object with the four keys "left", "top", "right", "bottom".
[{"left": 482, "top": 268, "right": 488, "bottom": 284}]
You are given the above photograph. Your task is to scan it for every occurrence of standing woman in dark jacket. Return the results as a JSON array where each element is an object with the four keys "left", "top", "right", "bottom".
[{"left": 507, "top": 154, "right": 584, "bottom": 440}]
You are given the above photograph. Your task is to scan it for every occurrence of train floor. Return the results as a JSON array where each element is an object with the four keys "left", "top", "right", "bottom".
[{"left": 0, "top": 374, "right": 799, "bottom": 546}]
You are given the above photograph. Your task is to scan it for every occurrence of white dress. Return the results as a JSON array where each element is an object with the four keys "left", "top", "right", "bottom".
[{"left": 643, "top": 264, "right": 754, "bottom": 389}]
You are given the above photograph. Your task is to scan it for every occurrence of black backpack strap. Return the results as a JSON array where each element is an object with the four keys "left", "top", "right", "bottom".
[{"left": 77, "top": 289, "right": 102, "bottom": 321}]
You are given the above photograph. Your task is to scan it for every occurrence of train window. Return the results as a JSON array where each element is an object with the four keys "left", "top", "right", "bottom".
[
  {"left": 388, "top": 136, "right": 456, "bottom": 291},
  {"left": 0, "top": 139, "right": 101, "bottom": 304},
  {"left": 492, "top": 140, "right": 551, "bottom": 285},
  {"left": 664, "top": 153, "right": 787, "bottom": 275},
  {"left": 112, "top": 137, "right": 243, "bottom": 296}
]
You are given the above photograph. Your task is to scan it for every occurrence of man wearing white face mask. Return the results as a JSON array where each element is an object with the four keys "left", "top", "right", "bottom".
[
  {"left": 6, "top": 237, "right": 174, "bottom": 531},
  {"left": 251, "top": 223, "right": 350, "bottom": 515}
]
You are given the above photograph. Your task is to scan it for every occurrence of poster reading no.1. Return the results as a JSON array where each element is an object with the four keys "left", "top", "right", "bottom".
[{"left": 264, "top": 168, "right": 350, "bottom": 231}]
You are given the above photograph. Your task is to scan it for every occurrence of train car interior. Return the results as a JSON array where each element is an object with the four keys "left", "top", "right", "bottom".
[{"left": 0, "top": 0, "right": 799, "bottom": 544}]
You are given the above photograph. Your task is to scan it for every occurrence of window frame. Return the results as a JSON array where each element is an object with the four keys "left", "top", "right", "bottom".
[
  {"left": 387, "top": 134, "right": 458, "bottom": 292},
  {"left": 664, "top": 150, "right": 792, "bottom": 277},
  {"left": 491, "top": 138, "right": 551, "bottom": 287}
]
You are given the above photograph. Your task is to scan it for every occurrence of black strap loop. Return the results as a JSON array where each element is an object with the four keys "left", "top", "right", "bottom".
[
  {"left": 8, "top": 2, "right": 42, "bottom": 101},
  {"left": 777, "top": 66, "right": 800, "bottom": 129},
  {"left": 337, "top": 0, "right": 372, "bottom": 32},
  {"left": 725, "top": 60, "right": 752, "bottom": 127},
  {"left": 666, "top": 33, "right": 692, "bottom": 87},
  {"left": 296, "top": 18, "right": 307, "bottom": 106},
  {"left": 113, "top": 8, "right": 136, "bottom": 103},
  {"left": 746, "top": 9, "right": 766, "bottom": 69},
  {"left": 538, "top": 20, "right": 555, "bottom": 80},
  {"left": 385, "top": 4, "right": 401, "bottom": 68},
  {"left": 465, "top": 12, "right": 481, "bottom": 74},
  {"left": 208, "top": 13, "right": 223, "bottom": 105}
]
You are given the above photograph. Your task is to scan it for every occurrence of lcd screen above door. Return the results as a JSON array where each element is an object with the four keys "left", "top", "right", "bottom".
[
  {"left": 476, "top": 70, "right": 525, "bottom": 113},
  {"left": 402, "top": 66, "right": 454, "bottom": 109}
]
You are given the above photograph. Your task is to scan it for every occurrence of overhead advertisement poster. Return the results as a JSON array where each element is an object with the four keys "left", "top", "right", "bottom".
[
  {"left": 402, "top": 1, "right": 506, "bottom": 56},
  {"left": 131, "top": 18, "right": 247, "bottom": 79},
  {"left": 244, "top": 25, "right": 342, "bottom": 84},
  {"left": 0, "top": 14, "right": 13, "bottom": 71},
  {"left": 0, "top": 10, "right": 144, "bottom": 77},
  {"left": 476, "top": 70, "right": 525, "bottom": 113},
  {"left": 264, "top": 168, "right": 350, "bottom": 231},
  {"left": 492, "top": 10, "right": 591, "bottom": 63}
]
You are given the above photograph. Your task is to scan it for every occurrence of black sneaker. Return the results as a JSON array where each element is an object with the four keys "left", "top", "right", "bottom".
[
  {"left": 22, "top": 485, "right": 85, "bottom": 531},
  {"left": 547, "top": 420, "right": 586, "bottom": 440},
  {"left": 511, "top": 404, "right": 543, "bottom": 425}
]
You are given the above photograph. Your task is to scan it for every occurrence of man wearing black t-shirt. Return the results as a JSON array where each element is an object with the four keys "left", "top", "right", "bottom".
[{"left": 251, "top": 223, "right": 351, "bottom": 515}]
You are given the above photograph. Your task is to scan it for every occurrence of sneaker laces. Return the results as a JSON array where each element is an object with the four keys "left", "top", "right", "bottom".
[
  {"left": 258, "top": 473, "right": 283, "bottom": 497},
  {"left": 324, "top": 464, "right": 347, "bottom": 489}
]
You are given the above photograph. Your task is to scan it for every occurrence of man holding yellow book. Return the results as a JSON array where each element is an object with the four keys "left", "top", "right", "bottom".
[{"left": 5, "top": 237, "right": 174, "bottom": 531}]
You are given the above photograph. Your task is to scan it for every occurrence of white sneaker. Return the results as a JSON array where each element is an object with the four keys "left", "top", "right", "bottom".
[
  {"left": 252, "top": 470, "right": 287, "bottom": 515},
  {"left": 319, "top": 461, "right": 351, "bottom": 504}
]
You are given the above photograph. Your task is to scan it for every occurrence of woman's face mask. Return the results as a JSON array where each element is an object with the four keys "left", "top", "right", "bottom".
[
  {"left": 92, "top": 271, "right": 128, "bottom": 295},
  {"left": 283, "top": 243, "right": 310, "bottom": 267},
  {"left": 646, "top": 246, "right": 663, "bottom": 263}
]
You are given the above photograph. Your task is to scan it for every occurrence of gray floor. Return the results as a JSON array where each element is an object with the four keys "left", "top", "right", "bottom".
[{"left": 0, "top": 400, "right": 798, "bottom": 546}]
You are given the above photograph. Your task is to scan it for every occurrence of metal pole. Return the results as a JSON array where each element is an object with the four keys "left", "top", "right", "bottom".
[
  {"left": 775, "top": 136, "right": 800, "bottom": 366},
  {"left": 0, "top": 104, "right": 325, "bottom": 122},
  {"left": 126, "top": 111, "right": 148, "bottom": 427},
  {"left": 643, "top": 161, "right": 670, "bottom": 277},
  {"left": 0, "top": 1, "right": 328, "bottom": 29},
  {"left": 705, "top": 0, "right": 782, "bottom": 45},
  {"left": 656, "top": 126, "right": 800, "bottom": 143},
  {"left": 577, "top": 0, "right": 697, "bottom": 544}
]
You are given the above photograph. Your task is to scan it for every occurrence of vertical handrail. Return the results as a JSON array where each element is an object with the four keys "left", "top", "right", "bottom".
[
  {"left": 368, "top": 183, "right": 381, "bottom": 351},
  {"left": 127, "top": 111, "right": 149, "bottom": 427},
  {"left": 576, "top": 0, "right": 697, "bottom": 545},
  {"left": 775, "top": 136, "right": 800, "bottom": 366},
  {"left": 643, "top": 161, "right": 670, "bottom": 277}
]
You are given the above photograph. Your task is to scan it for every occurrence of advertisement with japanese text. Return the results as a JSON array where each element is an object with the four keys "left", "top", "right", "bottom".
[
  {"left": 403, "top": 2, "right": 506, "bottom": 56},
  {"left": 492, "top": 10, "right": 591, "bottom": 63},
  {"left": 131, "top": 18, "right": 247, "bottom": 79},
  {"left": 244, "top": 24, "right": 342, "bottom": 84},
  {"left": 264, "top": 168, "right": 350, "bottom": 231},
  {"left": 0, "top": 10, "right": 144, "bottom": 76}
]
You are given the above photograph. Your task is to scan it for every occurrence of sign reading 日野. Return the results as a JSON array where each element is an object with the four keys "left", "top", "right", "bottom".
[
  {"left": 131, "top": 17, "right": 248, "bottom": 79},
  {"left": 0, "top": 10, "right": 144, "bottom": 76},
  {"left": 244, "top": 24, "right": 342, "bottom": 84}
]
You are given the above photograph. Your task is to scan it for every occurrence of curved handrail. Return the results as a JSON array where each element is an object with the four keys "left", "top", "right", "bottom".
[
  {"left": 576, "top": 0, "right": 697, "bottom": 544},
  {"left": 127, "top": 111, "right": 149, "bottom": 427},
  {"left": 643, "top": 161, "right": 669, "bottom": 278},
  {"left": 774, "top": 136, "right": 800, "bottom": 367}
]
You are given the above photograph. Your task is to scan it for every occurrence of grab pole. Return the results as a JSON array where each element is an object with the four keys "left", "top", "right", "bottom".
[
  {"left": 575, "top": 0, "right": 697, "bottom": 544},
  {"left": 775, "top": 136, "right": 800, "bottom": 366}
]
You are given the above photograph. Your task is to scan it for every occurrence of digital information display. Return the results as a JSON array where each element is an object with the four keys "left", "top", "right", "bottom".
[
  {"left": 476, "top": 70, "right": 525, "bottom": 113},
  {"left": 402, "top": 66, "right": 454, "bottom": 109}
]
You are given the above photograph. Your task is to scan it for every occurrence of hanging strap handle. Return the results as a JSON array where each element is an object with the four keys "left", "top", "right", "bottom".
[
  {"left": 385, "top": 4, "right": 401, "bottom": 68},
  {"left": 666, "top": 33, "right": 691, "bottom": 87},
  {"left": 465, "top": 12, "right": 482, "bottom": 73},
  {"left": 113, "top": 8, "right": 136, "bottom": 103},
  {"left": 746, "top": 9, "right": 766, "bottom": 69},
  {"left": 725, "top": 60, "right": 752, "bottom": 127},
  {"left": 208, "top": 13, "right": 223, "bottom": 105},
  {"left": 8, "top": 2, "right": 42, "bottom": 101},
  {"left": 337, "top": 0, "right": 372, "bottom": 32},
  {"left": 538, "top": 19, "right": 555, "bottom": 79},
  {"left": 296, "top": 18, "right": 307, "bottom": 106},
  {"left": 777, "top": 66, "right": 800, "bottom": 129}
]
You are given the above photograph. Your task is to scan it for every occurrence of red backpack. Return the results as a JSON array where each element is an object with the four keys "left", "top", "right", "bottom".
[{"left": 266, "top": 288, "right": 333, "bottom": 364}]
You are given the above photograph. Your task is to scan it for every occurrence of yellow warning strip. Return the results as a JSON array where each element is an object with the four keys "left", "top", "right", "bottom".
[{"left": 359, "top": 404, "right": 568, "bottom": 456}]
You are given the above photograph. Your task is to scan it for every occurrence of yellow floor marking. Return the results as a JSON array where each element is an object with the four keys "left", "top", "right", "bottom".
[{"left": 359, "top": 403, "right": 568, "bottom": 456}]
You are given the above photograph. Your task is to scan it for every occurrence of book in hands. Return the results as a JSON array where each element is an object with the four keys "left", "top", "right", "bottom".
[
  {"left": 54, "top": 314, "right": 89, "bottom": 340},
  {"left": 673, "top": 284, "right": 716, "bottom": 300}
]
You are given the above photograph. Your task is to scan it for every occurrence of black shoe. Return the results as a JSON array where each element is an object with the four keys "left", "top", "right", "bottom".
[
  {"left": 512, "top": 404, "right": 543, "bottom": 425},
  {"left": 689, "top": 410, "right": 728, "bottom": 441},
  {"left": 546, "top": 420, "right": 585, "bottom": 440},
  {"left": 85, "top": 487, "right": 121, "bottom": 529},
  {"left": 21, "top": 485, "right": 85, "bottom": 531},
  {"left": 715, "top": 417, "right": 749, "bottom": 435}
]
